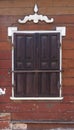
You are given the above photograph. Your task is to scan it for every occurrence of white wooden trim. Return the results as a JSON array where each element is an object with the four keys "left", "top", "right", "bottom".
[
  {"left": 60, "top": 33, "right": 62, "bottom": 97},
  {"left": 8, "top": 26, "right": 66, "bottom": 37},
  {"left": 10, "top": 97, "right": 63, "bottom": 100},
  {"left": 12, "top": 30, "right": 61, "bottom": 34},
  {"left": 56, "top": 27, "right": 66, "bottom": 36}
]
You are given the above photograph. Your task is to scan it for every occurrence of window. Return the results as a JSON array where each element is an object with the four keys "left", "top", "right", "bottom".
[{"left": 11, "top": 31, "right": 62, "bottom": 99}]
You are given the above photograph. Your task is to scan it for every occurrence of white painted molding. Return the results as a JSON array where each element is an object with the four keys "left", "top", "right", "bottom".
[
  {"left": 10, "top": 97, "right": 64, "bottom": 100},
  {"left": 8, "top": 27, "right": 18, "bottom": 37},
  {"left": 18, "top": 4, "right": 54, "bottom": 24},
  {"left": 0, "top": 88, "right": 6, "bottom": 95},
  {"left": 56, "top": 27, "right": 66, "bottom": 36},
  {"left": 8, "top": 27, "right": 66, "bottom": 37}
]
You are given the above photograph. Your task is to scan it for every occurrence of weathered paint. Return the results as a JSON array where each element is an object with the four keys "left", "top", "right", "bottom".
[{"left": 0, "top": 0, "right": 74, "bottom": 129}]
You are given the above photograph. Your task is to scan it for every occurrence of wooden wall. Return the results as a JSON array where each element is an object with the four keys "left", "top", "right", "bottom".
[{"left": 0, "top": 0, "right": 74, "bottom": 129}]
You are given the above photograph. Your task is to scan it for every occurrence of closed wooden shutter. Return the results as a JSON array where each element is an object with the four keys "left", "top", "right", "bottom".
[{"left": 14, "top": 33, "right": 60, "bottom": 97}]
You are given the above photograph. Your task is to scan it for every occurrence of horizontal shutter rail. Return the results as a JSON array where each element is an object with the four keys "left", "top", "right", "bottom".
[{"left": 11, "top": 70, "right": 62, "bottom": 73}]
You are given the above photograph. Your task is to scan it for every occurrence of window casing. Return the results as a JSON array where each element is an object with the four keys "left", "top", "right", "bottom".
[{"left": 11, "top": 31, "right": 63, "bottom": 100}]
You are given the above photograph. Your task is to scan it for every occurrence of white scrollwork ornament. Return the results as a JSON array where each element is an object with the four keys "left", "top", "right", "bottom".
[{"left": 18, "top": 4, "right": 54, "bottom": 24}]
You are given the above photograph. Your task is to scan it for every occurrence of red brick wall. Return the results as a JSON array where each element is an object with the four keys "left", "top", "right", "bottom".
[{"left": 0, "top": 0, "right": 74, "bottom": 129}]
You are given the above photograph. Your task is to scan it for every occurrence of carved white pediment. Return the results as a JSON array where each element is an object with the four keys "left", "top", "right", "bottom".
[{"left": 18, "top": 4, "right": 54, "bottom": 24}]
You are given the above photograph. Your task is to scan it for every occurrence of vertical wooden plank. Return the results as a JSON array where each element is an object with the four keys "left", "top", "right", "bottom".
[
  {"left": 14, "top": 34, "right": 25, "bottom": 70},
  {"left": 34, "top": 33, "right": 39, "bottom": 69},
  {"left": 39, "top": 34, "right": 50, "bottom": 69},
  {"left": 50, "top": 34, "right": 60, "bottom": 70},
  {"left": 39, "top": 72, "right": 49, "bottom": 97},
  {"left": 14, "top": 73, "right": 26, "bottom": 97},
  {"left": 26, "top": 72, "right": 34, "bottom": 96},
  {"left": 50, "top": 73, "right": 59, "bottom": 97},
  {"left": 25, "top": 34, "right": 35, "bottom": 70},
  {"left": 34, "top": 72, "right": 39, "bottom": 97}
]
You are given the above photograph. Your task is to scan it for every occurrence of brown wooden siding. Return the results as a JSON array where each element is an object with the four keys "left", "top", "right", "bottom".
[
  {"left": 0, "top": 0, "right": 74, "bottom": 15},
  {"left": 0, "top": 0, "right": 74, "bottom": 129}
]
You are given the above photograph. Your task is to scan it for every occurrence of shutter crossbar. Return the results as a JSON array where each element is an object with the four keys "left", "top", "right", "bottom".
[{"left": 11, "top": 70, "right": 62, "bottom": 73}]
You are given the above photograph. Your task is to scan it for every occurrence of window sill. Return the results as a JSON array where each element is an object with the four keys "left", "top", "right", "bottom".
[{"left": 10, "top": 97, "right": 64, "bottom": 100}]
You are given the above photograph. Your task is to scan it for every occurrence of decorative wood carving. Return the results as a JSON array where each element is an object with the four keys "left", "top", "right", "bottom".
[
  {"left": 18, "top": 4, "right": 54, "bottom": 24},
  {"left": 0, "top": 88, "right": 6, "bottom": 95}
]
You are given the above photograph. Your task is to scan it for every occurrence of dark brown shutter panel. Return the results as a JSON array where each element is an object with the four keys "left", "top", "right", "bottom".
[
  {"left": 25, "top": 34, "right": 35, "bottom": 70},
  {"left": 14, "top": 73, "right": 26, "bottom": 97},
  {"left": 14, "top": 34, "right": 25, "bottom": 70},
  {"left": 39, "top": 34, "right": 50, "bottom": 70},
  {"left": 50, "top": 73, "right": 59, "bottom": 97},
  {"left": 50, "top": 34, "right": 60, "bottom": 70},
  {"left": 38, "top": 72, "right": 50, "bottom": 97}
]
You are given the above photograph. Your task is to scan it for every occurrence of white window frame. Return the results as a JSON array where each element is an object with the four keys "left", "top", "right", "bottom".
[{"left": 10, "top": 30, "right": 63, "bottom": 100}]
